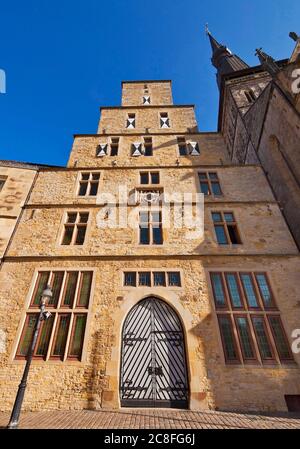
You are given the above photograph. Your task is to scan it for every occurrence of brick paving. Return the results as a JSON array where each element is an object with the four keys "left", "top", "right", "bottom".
[{"left": 1, "top": 408, "right": 300, "bottom": 429}]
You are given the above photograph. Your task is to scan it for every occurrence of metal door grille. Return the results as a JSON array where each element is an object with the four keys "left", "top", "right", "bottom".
[{"left": 120, "top": 297, "right": 189, "bottom": 408}]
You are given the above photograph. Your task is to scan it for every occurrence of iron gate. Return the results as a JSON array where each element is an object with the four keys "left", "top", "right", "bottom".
[{"left": 120, "top": 297, "right": 189, "bottom": 408}]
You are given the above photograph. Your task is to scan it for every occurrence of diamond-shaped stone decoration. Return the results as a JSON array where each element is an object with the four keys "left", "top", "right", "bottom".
[
  {"left": 126, "top": 118, "right": 135, "bottom": 129},
  {"left": 143, "top": 96, "right": 150, "bottom": 105},
  {"left": 160, "top": 117, "right": 170, "bottom": 128},
  {"left": 97, "top": 144, "right": 108, "bottom": 157},
  {"left": 132, "top": 142, "right": 143, "bottom": 156},
  {"left": 189, "top": 141, "right": 200, "bottom": 155}
]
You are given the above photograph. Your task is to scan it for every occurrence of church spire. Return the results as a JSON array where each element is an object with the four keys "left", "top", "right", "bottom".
[
  {"left": 255, "top": 48, "right": 281, "bottom": 77},
  {"left": 206, "top": 28, "right": 249, "bottom": 89}
]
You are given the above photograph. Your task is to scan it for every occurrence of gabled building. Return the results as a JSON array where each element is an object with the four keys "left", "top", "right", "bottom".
[{"left": 0, "top": 35, "right": 299, "bottom": 414}]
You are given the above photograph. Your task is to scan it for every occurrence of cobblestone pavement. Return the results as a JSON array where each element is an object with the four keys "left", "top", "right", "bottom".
[{"left": 1, "top": 408, "right": 300, "bottom": 429}]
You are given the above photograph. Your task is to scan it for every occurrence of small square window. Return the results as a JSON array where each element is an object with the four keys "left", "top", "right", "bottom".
[
  {"left": 212, "top": 213, "right": 222, "bottom": 223},
  {"left": 151, "top": 172, "right": 160, "bottom": 184},
  {"left": 167, "top": 272, "right": 181, "bottom": 287},
  {"left": 79, "top": 213, "right": 89, "bottom": 223},
  {"left": 140, "top": 173, "right": 149, "bottom": 184},
  {"left": 224, "top": 213, "right": 234, "bottom": 223},
  {"left": 153, "top": 272, "right": 166, "bottom": 286},
  {"left": 67, "top": 213, "right": 77, "bottom": 223},
  {"left": 124, "top": 272, "right": 136, "bottom": 287},
  {"left": 139, "top": 272, "right": 151, "bottom": 286}
]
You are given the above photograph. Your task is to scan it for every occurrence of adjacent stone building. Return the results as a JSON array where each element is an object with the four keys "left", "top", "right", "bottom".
[
  {"left": 0, "top": 160, "right": 54, "bottom": 265},
  {"left": 211, "top": 31, "right": 300, "bottom": 248},
  {"left": 0, "top": 34, "right": 300, "bottom": 414}
]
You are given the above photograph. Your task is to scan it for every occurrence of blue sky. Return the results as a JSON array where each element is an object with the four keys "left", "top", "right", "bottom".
[{"left": 0, "top": 0, "right": 299, "bottom": 166}]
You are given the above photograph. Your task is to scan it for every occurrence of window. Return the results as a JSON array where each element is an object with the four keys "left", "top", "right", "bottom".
[
  {"left": 123, "top": 271, "right": 181, "bottom": 287},
  {"left": 177, "top": 137, "right": 188, "bottom": 156},
  {"left": 124, "top": 272, "right": 137, "bottom": 287},
  {"left": 244, "top": 89, "right": 256, "bottom": 104},
  {"left": 140, "top": 171, "right": 160, "bottom": 185},
  {"left": 212, "top": 211, "right": 241, "bottom": 245},
  {"left": 199, "top": 172, "right": 222, "bottom": 196},
  {"left": 240, "top": 273, "right": 260, "bottom": 309},
  {"left": 97, "top": 139, "right": 119, "bottom": 157},
  {"left": 61, "top": 212, "right": 89, "bottom": 245},
  {"left": 110, "top": 137, "right": 119, "bottom": 156},
  {"left": 139, "top": 272, "right": 151, "bottom": 286},
  {"left": 16, "top": 270, "right": 93, "bottom": 361},
  {"left": 153, "top": 272, "right": 166, "bottom": 286},
  {"left": 131, "top": 138, "right": 153, "bottom": 157},
  {"left": 160, "top": 112, "right": 170, "bottom": 128},
  {"left": 218, "top": 315, "right": 240, "bottom": 363},
  {"left": 144, "top": 137, "right": 153, "bottom": 156},
  {"left": 139, "top": 210, "right": 163, "bottom": 245},
  {"left": 0, "top": 177, "right": 6, "bottom": 192},
  {"left": 143, "top": 96, "right": 150, "bottom": 105},
  {"left": 126, "top": 113, "right": 136, "bottom": 129},
  {"left": 268, "top": 316, "right": 293, "bottom": 361},
  {"left": 96, "top": 144, "right": 108, "bottom": 157},
  {"left": 78, "top": 172, "right": 100, "bottom": 197},
  {"left": 210, "top": 271, "right": 293, "bottom": 365},
  {"left": 167, "top": 272, "right": 181, "bottom": 287},
  {"left": 255, "top": 273, "right": 276, "bottom": 309}
]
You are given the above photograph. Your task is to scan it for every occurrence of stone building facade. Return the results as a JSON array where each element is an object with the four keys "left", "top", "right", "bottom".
[
  {"left": 0, "top": 36, "right": 300, "bottom": 414},
  {"left": 0, "top": 161, "right": 53, "bottom": 264}
]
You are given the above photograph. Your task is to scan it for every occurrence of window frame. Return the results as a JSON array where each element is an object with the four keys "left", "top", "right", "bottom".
[
  {"left": 143, "top": 137, "right": 153, "bottom": 156},
  {"left": 254, "top": 272, "right": 278, "bottom": 310},
  {"left": 210, "top": 272, "right": 229, "bottom": 310},
  {"left": 233, "top": 314, "right": 258, "bottom": 364},
  {"left": 217, "top": 314, "right": 241, "bottom": 365},
  {"left": 139, "top": 209, "right": 163, "bottom": 246},
  {"left": 60, "top": 211, "right": 89, "bottom": 246},
  {"left": 77, "top": 172, "right": 101, "bottom": 197},
  {"left": 224, "top": 272, "right": 246, "bottom": 310},
  {"left": 14, "top": 269, "right": 94, "bottom": 363},
  {"left": 177, "top": 137, "right": 188, "bottom": 156},
  {"left": 198, "top": 172, "right": 222, "bottom": 197},
  {"left": 122, "top": 270, "right": 182, "bottom": 288},
  {"left": 239, "top": 272, "right": 262, "bottom": 310},
  {"left": 250, "top": 314, "right": 277, "bottom": 364},
  {"left": 210, "top": 270, "right": 294, "bottom": 367},
  {"left": 212, "top": 211, "right": 242, "bottom": 246},
  {"left": 139, "top": 171, "right": 160, "bottom": 186},
  {"left": 267, "top": 315, "right": 294, "bottom": 363},
  {"left": 110, "top": 137, "right": 120, "bottom": 156}
]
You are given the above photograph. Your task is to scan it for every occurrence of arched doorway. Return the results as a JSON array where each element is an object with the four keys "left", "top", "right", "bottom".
[{"left": 120, "top": 296, "right": 189, "bottom": 408}]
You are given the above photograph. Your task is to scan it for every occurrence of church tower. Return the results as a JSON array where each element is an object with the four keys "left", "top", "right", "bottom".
[{"left": 209, "top": 30, "right": 300, "bottom": 249}]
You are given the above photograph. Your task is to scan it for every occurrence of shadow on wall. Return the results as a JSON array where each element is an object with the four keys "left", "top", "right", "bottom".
[{"left": 86, "top": 330, "right": 110, "bottom": 410}]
